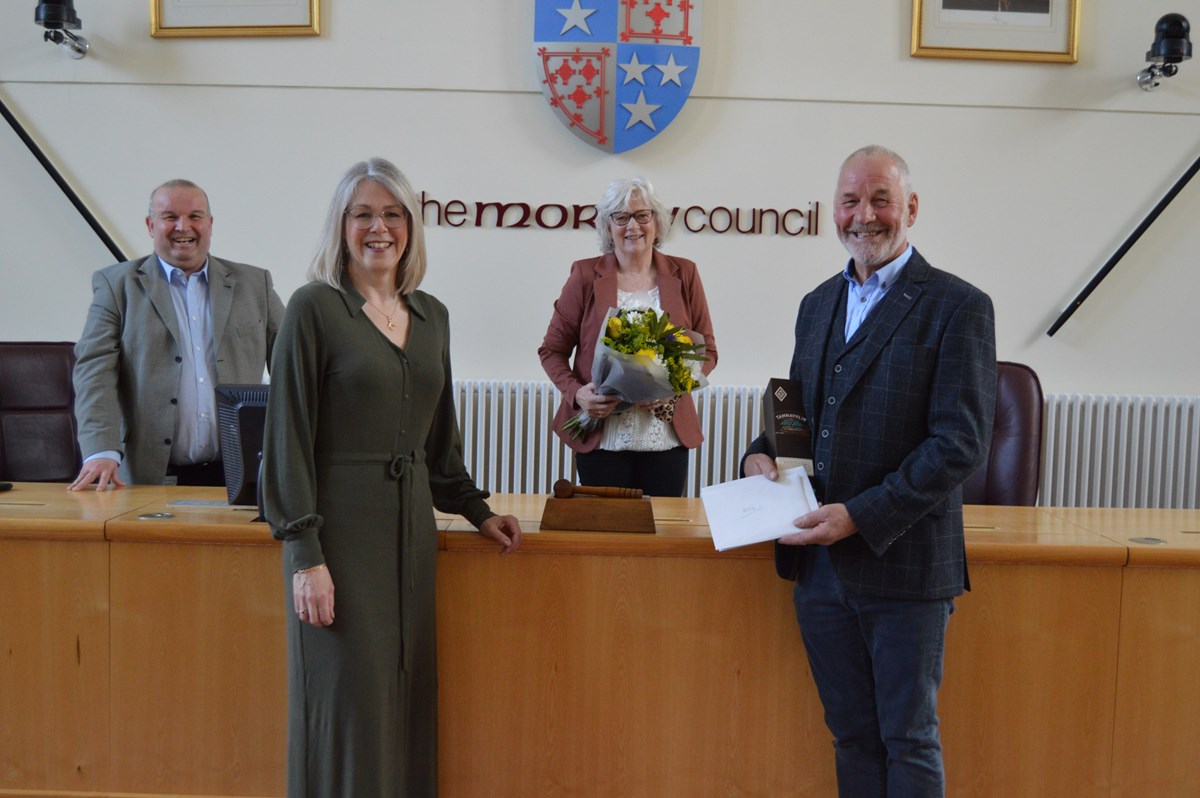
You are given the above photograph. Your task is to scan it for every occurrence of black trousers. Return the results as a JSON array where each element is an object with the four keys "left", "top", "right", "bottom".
[
  {"left": 166, "top": 460, "right": 226, "bottom": 487},
  {"left": 574, "top": 446, "right": 689, "bottom": 497}
]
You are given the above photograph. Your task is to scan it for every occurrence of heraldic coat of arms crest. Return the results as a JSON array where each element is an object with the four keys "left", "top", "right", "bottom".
[{"left": 534, "top": 0, "right": 702, "bottom": 153}]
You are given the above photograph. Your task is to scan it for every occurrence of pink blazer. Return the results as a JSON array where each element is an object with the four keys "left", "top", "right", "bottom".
[{"left": 538, "top": 251, "right": 718, "bottom": 453}]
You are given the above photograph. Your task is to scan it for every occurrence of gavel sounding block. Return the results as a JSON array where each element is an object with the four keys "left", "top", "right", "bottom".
[{"left": 540, "top": 496, "right": 657, "bottom": 534}]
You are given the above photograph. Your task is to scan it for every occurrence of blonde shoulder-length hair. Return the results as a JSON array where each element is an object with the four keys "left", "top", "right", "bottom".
[{"left": 307, "top": 158, "right": 427, "bottom": 296}]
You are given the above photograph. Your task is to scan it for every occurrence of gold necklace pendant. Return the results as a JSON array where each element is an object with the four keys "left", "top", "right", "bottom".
[{"left": 365, "top": 296, "right": 400, "bottom": 331}]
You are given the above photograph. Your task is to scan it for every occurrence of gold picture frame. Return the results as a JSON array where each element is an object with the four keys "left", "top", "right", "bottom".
[
  {"left": 151, "top": 0, "right": 320, "bottom": 39},
  {"left": 911, "top": 0, "right": 1079, "bottom": 64}
]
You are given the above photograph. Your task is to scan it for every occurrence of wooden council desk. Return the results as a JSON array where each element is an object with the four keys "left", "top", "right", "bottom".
[{"left": 1, "top": 485, "right": 1196, "bottom": 798}]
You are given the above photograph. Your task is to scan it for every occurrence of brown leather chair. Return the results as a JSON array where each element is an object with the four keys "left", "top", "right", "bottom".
[
  {"left": 0, "top": 342, "right": 82, "bottom": 482},
  {"left": 962, "top": 361, "right": 1043, "bottom": 506}
]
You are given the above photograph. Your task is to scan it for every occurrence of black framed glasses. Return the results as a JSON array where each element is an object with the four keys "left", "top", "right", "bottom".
[
  {"left": 345, "top": 207, "right": 408, "bottom": 230},
  {"left": 609, "top": 209, "right": 654, "bottom": 226}
]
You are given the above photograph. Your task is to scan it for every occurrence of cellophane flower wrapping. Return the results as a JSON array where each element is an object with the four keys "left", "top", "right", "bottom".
[{"left": 563, "top": 306, "right": 708, "bottom": 440}]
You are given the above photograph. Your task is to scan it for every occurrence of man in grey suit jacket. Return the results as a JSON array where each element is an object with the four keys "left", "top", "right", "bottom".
[
  {"left": 70, "top": 179, "right": 285, "bottom": 489},
  {"left": 744, "top": 146, "right": 996, "bottom": 797}
]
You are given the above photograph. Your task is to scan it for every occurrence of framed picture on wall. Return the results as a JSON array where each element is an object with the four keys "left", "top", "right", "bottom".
[
  {"left": 151, "top": 0, "right": 320, "bottom": 38},
  {"left": 911, "top": 0, "right": 1079, "bottom": 63}
]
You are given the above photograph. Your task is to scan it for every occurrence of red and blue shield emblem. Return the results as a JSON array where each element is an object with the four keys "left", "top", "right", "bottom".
[{"left": 535, "top": 1, "right": 701, "bottom": 153}]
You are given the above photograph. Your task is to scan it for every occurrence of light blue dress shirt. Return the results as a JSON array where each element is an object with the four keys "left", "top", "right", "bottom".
[
  {"left": 160, "top": 256, "right": 219, "bottom": 466},
  {"left": 842, "top": 245, "right": 913, "bottom": 340}
]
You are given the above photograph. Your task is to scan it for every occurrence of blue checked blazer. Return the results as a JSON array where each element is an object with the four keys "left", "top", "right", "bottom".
[{"left": 746, "top": 248, "right": 996, "bottom": 600}]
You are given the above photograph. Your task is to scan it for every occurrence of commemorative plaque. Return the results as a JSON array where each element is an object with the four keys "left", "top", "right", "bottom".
[{"left": 763, "top": 378, "right": 813, "bottom": 475}]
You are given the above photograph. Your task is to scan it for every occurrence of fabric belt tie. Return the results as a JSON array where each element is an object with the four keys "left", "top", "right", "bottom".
[
  {"left": 389, "top": 451, "right": 418, "bottom": 674},
  {"left": 316, "top": 450, "right": 422, "bottom": 673}
]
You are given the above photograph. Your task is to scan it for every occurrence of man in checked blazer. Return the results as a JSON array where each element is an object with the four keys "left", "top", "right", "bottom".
[
  {"left": 70, "top": 179, "right": 284, "bottom": 489},
  {"left": 743, "top": 146, "right": 996, "bottom": 797}
]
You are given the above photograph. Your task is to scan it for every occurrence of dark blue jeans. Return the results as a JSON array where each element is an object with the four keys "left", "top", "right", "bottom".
[{"left": 793, "top": 547, "right": 953, "bottom": 798}]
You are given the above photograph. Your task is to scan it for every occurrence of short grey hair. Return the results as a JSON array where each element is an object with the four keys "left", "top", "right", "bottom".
[
  {"left": 148, "top": 179, "right": 210, "bottom": 216},
  {"left": 307, "top": 158, "right": 427, "bottom": 296},
  {"left": 595, "top": 176, "right": 672, "bottom": 253},
  {"left": 839, "top": 145, "right": 914, "bottom": 198}
]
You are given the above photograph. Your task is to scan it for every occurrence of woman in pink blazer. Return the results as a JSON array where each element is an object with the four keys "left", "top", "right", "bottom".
[{"left": 538, "top": 177, "right": 718, "bottom": 496}]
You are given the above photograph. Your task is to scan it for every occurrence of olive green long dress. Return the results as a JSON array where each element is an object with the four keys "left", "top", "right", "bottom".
[{"left": 261, "top": 282, "right": 494, "bottom": 798}]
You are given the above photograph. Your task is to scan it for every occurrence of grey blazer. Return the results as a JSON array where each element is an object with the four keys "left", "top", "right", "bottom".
[
  {"left": 73, "top": 254, "right": 285, "bottom": 485},
  {"left": 746, "top": 249, "right": 996, "bottom": 600}
]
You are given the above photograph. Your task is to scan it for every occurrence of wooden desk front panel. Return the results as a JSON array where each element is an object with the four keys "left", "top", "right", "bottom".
[
  {"left": 941, "top": 561, "right": 1123, "bottom": 798},
  {"left": 108, "top": 541, "right": 287, "bottom": 796},
  {"left": 0, "top": 537, "right": 109, "bottom": 793},
  {"left": 437, "top": 548, "right": 837, "bottom": 798},
  {"left": 1110, "top": 565, "right": 1200, "bottom": 798}
]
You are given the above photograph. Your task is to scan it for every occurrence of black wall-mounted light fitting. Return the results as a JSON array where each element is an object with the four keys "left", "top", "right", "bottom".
[
  {"left": 1137, "top": 13, "right": 1191, "bottom": 90},
  {"left": 34, "top": 1, "right": 89, "bottom": 59}
]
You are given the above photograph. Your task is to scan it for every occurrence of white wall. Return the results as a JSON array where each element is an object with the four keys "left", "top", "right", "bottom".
[{"left": 1, "top": 2, "right": 1197, "bottom": 395}]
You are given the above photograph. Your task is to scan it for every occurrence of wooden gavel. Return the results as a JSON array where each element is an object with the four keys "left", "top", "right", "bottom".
[{"left": 552, "top": 479, "right": 643, "bottom": 500}]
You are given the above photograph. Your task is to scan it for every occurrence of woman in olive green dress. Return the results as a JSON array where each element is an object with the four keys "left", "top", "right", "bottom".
[{"left": 261, "top": 157, "right": 522, "bottom": 797}]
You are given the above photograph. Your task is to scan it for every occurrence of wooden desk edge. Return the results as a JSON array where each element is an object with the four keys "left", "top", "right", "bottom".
[
  {"left": 0, "top": 519, "right": 107, "bottom": 541},
  {"left": 106, "top": 520, "right": 276, "bottom": 546},
  {"left": 441, "top": 528, "right": 773, "bottom": 559}
]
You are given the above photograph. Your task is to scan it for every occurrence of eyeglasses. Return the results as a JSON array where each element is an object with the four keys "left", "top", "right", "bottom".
[
  {"left": 610, "top": 209, "right": 654, "bottom": 226},
  {"left": 345, "top": 207, "right": 408, "bottom": 230}
]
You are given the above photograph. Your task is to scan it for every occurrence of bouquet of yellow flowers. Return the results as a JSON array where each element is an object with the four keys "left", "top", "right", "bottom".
[{"left": 563, "top": 306, "right": 708, "bottom": 439}]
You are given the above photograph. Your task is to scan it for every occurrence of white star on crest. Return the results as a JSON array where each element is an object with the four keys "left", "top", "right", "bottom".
[
  {"left": 657, "top": 53, "right": 687, "bottom": 86},
  {"left": 622, "top": 91, "right": 660, "bottom": 130},
  {"left": 557, "top": 0, "right": 596, "bottom": 36},
  {"left": 620, "top": 52, "right": 652, "bottom": 85}
]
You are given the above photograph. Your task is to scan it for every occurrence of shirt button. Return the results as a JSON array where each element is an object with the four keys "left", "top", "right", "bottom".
[
  {"left": 175, "top": 356, "right": 182, "bottom": 363},
  {"left": 170, "top": 398, "right": 178, "bottom": 405},
  {"left": 860, "top": 296, "right": 867, "bottom": 303}
]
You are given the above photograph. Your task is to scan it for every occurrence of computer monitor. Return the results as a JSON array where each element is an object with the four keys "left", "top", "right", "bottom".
[{"left": 215, "top": 383, "right": 268, "bottom": 507}]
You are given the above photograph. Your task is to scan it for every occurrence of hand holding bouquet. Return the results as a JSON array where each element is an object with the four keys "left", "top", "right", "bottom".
[{"left": 563, "top": 307, "right": 708, "bottom": 439}]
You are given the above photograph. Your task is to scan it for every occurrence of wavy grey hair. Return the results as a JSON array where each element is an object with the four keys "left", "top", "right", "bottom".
[
  {"left": 595, "top": 176, "right": 672, "bottom": 253},
  {"left": 839, "top": 145, "right": 914, "bottom": 198},
  {"left": 307, "top": 158, "right": 427, "bottom": 296}
]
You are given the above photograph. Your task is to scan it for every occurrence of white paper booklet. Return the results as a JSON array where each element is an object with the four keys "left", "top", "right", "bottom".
[{"left": 700, "top": 467, "right": 820, "bottom": 552}]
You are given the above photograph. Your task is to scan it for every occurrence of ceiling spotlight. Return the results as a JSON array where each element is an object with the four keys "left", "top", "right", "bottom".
[
  {"left": 1138, "top": 14, "right": 1191, "bottom": 91},
  {"left": 34, "top": 1, "right": 89, "bottom": 59}
]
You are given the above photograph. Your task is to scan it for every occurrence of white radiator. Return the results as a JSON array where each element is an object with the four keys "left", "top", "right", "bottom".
[
  {"left": 453, "top": 381, "right": 1200, "bottom": 508},
  {"left": 452, "top": 380, "right": 765, "bottom": 498},
  {"left": 1041, "top": 395, "right": 1200, "bottom": 509}
]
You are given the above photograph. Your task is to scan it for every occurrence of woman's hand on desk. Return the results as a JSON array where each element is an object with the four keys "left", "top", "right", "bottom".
[
  {"left": 479, "top": 514, "right": 524, "bottom": 555},
  {"left": 294, "top": 564, "right": 335, "bottom": 627}
]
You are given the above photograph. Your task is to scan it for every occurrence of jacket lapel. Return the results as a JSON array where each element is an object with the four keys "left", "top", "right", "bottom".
[
  {"left": 135, "top": 255, "right": 182, "bottom": 347},
  {"left": 208, "top": 256, "right": 235, "bottom": 355},
  {"left": 836, "top": 250, "right": 930, "bottom": 390},
  {"left": 592, "top": 254, "right": 619, "bottom": 314},
  {"left": 653, "top": 251, "right": 687, "bottom": 324}
]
